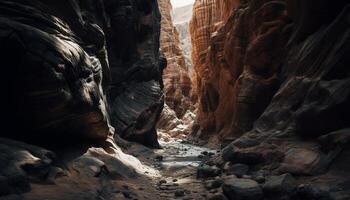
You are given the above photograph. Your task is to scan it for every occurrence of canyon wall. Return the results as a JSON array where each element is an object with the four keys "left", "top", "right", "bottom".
[
  {"left": 157, "top": 0, "right": 195, "bottom": 138},
  {"left": 158, "top": 0, "right": 192, "bottom": 119},
  {"left": 190, "top": 0, "right": 291, "bottom": 140},
  {"left": 191, "top": 0, "right": 350, "bottom": 198},
  {"left": 0, "top": 0, "right": 163, "bottom": 197},
  {"left": 173, "top": 4, "right": 193, "bottom": 75}
]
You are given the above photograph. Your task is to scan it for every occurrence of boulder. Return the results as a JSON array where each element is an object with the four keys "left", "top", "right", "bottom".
[
  {"left": 263, "top": 173, "right": 297, "bottom": 195},
  {"left": 222, "top": 178, "right": 263, "bottom": 200},
  {"left": 197, "top": 165, "right": 222, "bottom": 179}
]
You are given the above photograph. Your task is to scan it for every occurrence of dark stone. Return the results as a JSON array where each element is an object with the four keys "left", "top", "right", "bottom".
[
  {"left": 208, "top": 194, "right": 228, "bottom": 200},
  {"left": 263, "top": 173, "right": 297, "bottom": 195},
  {"left": 222, "top": 144, "right": 264, "bottom": 165},
  {"left": 222, "top": 178, "right": 263, "bottom": 200},
  {"left": 205, "top": 179, "right": 224, "bottom": 190},
  {"left": 223, "top": 163, "right": 249, "bottom": 177},
  {"left": 197, "top": 165, "right": 222, "bottom": 179},
  {"left": 174, "top": 189, "right": 185, "bottom": 197}
]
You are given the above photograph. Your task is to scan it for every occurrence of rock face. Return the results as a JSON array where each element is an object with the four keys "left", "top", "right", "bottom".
[
  {"left": 173, "top": 4, "right": 193, "bottom": 75},
  {"left": 190, "top": 0, "right": 290, "bottom": 140},
  {"left": 105, "top": 0, "right": 164, "bottom": 148},
  {"left": 190, "top": 0, "right": 350, "bottom": 198},
  {"left": 0, "top": 0, "right": 164, "bottom": 197},
  {"left": 158, "top": 0, "right": 192, "bottom": 119}
]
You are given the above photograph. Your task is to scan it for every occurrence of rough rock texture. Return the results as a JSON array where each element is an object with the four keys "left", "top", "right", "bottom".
[
  {"left": 191, "top": 0, "right": 350, "bottom": 199},
  {"left": 173, "top": 4, "right": 193, "bottom": 75},
  {"left": 190, "top": 0, "right": 291, "bottom": 140},
  {"left": 105, "top": 0, "right": 164, "bottom": 148},
  {"left": 158, "top": 0, "right": 193, "bottom": 119}
]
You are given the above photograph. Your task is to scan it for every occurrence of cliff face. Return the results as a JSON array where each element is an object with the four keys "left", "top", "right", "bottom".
[
  {"left": 190, "top": 0, "right": 350, "bottom": 198},
  {"left": 158, "top": 0, "right": 192, "bottom": 119},
  {"left": 105, "top": 0, "right": 164, "bottom": 148},
  {"left": 0, "top": 0, "right": 163, "bottom": 197},
  {"left": 190, "top": 0, "right": 291, "bottom": 140},
  {"left": 173, "top": 4, "right": 193, "bottom": 75}
]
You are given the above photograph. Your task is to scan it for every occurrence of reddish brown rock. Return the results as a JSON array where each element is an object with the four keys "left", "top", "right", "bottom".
[
  {"left": 158, "top": 0, "right": 193, "bottom": 119},
  {"left": 190, "top": 0, "right": 291, "bottom": 140}
]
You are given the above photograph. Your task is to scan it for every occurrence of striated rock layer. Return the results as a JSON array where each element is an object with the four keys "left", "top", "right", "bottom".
[
  {"left": 158, "top": 0, "right": 193, "bottom": 119},
  {"left": 191, "top": 0, "right": 350, "bottom": 198},
  {"left": 190, "top": 0, "right": 291, "bottom": 140}
]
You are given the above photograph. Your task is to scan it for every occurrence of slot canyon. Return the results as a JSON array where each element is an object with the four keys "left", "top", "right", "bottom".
[{"left": 0, "top": 0, "right": 349, "bottom": 200}]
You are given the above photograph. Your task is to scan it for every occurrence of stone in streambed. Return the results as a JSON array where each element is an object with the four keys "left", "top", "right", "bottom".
[
  {"left": 223, "top": 163, "right": 249, "bottom": 177},
  {"left": 263, "top": 173, "right": 297, "bottom": 195},
  {"left": 222, "top": 144, "right": 263, "bottom": 165},
  {"left": 197, "top": 165, "right": 221, "bottom": 179},
  {"left": 222, "top": 178, "right": 263, "bottom": 200}
]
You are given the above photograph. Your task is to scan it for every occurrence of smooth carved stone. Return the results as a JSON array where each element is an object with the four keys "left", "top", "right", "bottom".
[{"left": 0, "top": 1, "right": 111, "bottom": 142}]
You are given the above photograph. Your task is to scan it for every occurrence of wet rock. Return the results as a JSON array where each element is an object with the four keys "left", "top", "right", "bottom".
[
  {"left": 263, "top": 173, "right": 297, "bottom": 196},
  {"left": 197, "top": 165, "right": 222, "bottom": 179},
  {"left": 222, "top": 178, "right": 263, "bottom": 200},
  {"left": 223, "top": 163, "right": 249, "bottom": 177}
]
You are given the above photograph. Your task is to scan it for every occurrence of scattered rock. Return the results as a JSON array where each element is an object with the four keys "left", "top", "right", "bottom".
[
  {"left": 175, "top": 189, "right": 185, "bottom": 197},
  {"left": 263, "top": 173, "right": 297, "bottom": 195},
  {"left": 224, "top": 163, "right": 249, "bottom": 177},
  {"left": 222, "top": 178, "right": 263, "bottom": 200},
  {"left": 222, "top": 144, "right": 263, "bottom": 165},
  {"left": 197, "top": 165, "right": 221, "bottom": 179},
  {"left": 205, "top": 179, "right": 224, "bottom": 190}
]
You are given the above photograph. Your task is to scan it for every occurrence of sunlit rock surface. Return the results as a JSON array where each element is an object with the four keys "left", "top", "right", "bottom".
[{"left": 158, "top": 0, "right": 193, "bottom": 119}]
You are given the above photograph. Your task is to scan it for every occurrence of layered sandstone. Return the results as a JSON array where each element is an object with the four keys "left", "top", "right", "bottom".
[
  {"left": 190, "top": 0, "right": 290, "bottom": 140},
  {"left": 191, "top": 0, "right": 350, "bottom": 198},
  {"left": 158, "top": 0, "right": 193, "bottom": 119},
  {"left": 173, "top": 4, "right": 193, "bottom": 76}
]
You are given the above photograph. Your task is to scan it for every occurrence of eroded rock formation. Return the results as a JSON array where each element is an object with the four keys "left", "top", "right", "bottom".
[
  {"left": 190, "top": 0, "right": 291, "bottom": 140},
  {"left": 190, "top": 0, "right": 350, "bottom": 199},
  {"left": 158, "top": 0, "right": 192, "bottom": 119},
  {"left": 157, "top": 0, "right": 194, "bottom": 138},
  {"left": 0, "top": 0, "right": 163, "bottom": 198}
]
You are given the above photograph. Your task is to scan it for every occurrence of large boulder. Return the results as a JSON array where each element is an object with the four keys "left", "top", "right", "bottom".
[{"left": 222, "top": 178, "right": 263, "bottom": 200}]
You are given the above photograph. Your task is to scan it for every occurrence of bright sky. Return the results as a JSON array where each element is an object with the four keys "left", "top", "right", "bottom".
[{"left": 170, "top": 0, "right": 195, "bottom": 8}]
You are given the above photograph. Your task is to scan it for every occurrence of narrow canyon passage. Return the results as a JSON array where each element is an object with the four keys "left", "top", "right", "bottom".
[{"left": 0, "top": 0, "right": 350, "bottom": 200}]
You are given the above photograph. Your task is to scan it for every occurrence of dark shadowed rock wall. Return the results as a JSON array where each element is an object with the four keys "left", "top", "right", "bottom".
[
  {"left": 0, "top": 0, "right": 164, "bottom": 197},
  {"left": 0, "top": 0, "right": 164, "bottom": 148}
]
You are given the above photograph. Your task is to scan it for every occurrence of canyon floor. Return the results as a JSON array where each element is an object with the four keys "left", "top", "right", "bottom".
[{"left": 120, "top": 132, "right": 218, "bottom": 200}]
